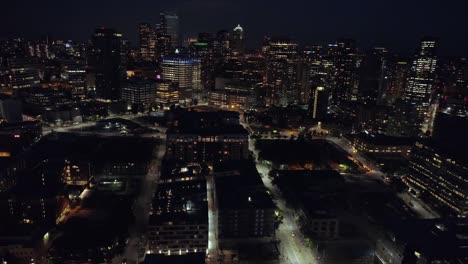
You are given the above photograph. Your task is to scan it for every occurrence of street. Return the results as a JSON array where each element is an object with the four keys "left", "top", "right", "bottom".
[
  {"left": 119, "top": 135, "right": 166, "bottom": 264},
  {"left": 248, "top": 139, "right": 317, "bottom": 264}
]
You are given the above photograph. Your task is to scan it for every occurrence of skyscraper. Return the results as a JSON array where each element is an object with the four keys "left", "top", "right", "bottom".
[
  {"left": 62, "top": 57, "right": 87, "bottom": 100},
  {"left": 308, "top": 86, "right": 329, "bottom": 120},
  {"left": 404, "top": 38, "right": 438, "bottom": 101},
  {"left": 139, "top": 23, "right": 156, "bottom": 61},
  {"left": 331, "top": 39, "right": 360, "bottom": 105},
  {"left": 159, "top": 12, "right": 180, "bottom": 48},
  {"left": 161, "top": 54, "right": 201, "bottom": 101},
  {"left": 357, "top": 47, "right": 388, "bottom": 105},
  {"left": 231, "top": 24, "right": 244, "bottom": 54},
  {"left": 88, "top": 28, "right": 124, "bottom": 100},
  {"left": 398, "top": 37, "right": 438, "bottom": 136},
  {"left": 263, "top": 38, "right": 298, "bottom": 105}
]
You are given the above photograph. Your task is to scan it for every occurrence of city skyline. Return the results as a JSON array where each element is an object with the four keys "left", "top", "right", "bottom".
[
  {"left": 1, "top": 1, "right": 467, "bottom": 263},
  {"left": 2, "top": 0, "right": 468, "bottom": 55}
]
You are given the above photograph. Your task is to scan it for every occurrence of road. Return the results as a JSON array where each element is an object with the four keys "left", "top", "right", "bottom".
[
  {"left": 398, "top": 192, "right": 439, "bottom": 219},
  {"left": 206, "top": 173, "right": 219, "bottom": 263},
  {"left": 102, "top": 133, "right": 165, "bottom": 264},
  {"left": 248, "top": 139, "right": 317, "bottom": 264}
]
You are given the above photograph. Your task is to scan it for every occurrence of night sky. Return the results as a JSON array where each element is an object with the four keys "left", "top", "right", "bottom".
[{"left": 2, "top": 0, "right": 468, "bottom": 55}]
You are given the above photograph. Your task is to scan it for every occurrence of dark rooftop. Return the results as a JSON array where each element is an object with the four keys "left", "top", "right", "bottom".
[
  {"left": 353, "top": 131, "right": 415, "bottom": 146},
  {"left": 143, "top": 253, "right": 206, "bottom": 264}
]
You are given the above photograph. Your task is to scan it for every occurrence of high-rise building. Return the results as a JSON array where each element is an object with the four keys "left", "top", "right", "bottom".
[
  {"left": 159, "top": 12, "right": 180, "bottom": 48},
  {"left": 296, "top": 55, "right": 312, "bottom": 104},
  {"left": 139, "top": 23, "right": 156, "bottom": 61},
  {"left": 88, "top": 28, "right": 124, "bottom": 100},
  {"left": 189, "top": 36, "right": 215, "bottom": 91},
  {"left": 357, "top": 47, "right": 388, "bottom": 105},
  {"left": 308, "top": 86, "right": 329, "bottom": 120},
  {"left": 62, "top": 57, "right": 87, "bottom": 100},
  {"left": 404, "top": 37, "right": 438, "bottom": 101},
  {"left": 330, "top": 39, "right": 360, "bottom": 105},
  {"left": 213, "top": 30, "right": 231, "bottom": 60},
  {"left": 382, "top": 56, "right": 410, "bottom": 102},
  {"left": 121, "top": 77, "right": 156, "bottom": 105},
  {"left": 397, "top": 37, "right": 438, "bottom": 136},
  {"left": 7, "top": 56, "right": 40, "bottom": 89},
  {"left": 231, "top": 24, "right": 244, "bottom": 54},
  {"left": 161, "top": 54, "right": 201, "bottom": 101},
  {"left": 263, "top": 38, "right": 298, "bottom": 105}
]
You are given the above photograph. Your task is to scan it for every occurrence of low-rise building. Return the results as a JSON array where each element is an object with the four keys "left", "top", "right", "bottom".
[
  {"left": 121, "top": 77, "right": 156, "bottom": 105},
  {"left": 166, "top": 110, "right": 249, "bottom": 163},
  {"left": 148, "top": 163, "right": 208, "bottom": 255},
  {"left": 351, "top": 131, "right": 414, "bottom": 158}
]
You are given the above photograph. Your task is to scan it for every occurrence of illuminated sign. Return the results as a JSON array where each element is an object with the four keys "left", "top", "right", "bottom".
[
  {"left": 193, "top": 42, "right": 208, "bottom": 47},
  {"left": 0, "top": 152, "right": 11, "bottom": 157}
]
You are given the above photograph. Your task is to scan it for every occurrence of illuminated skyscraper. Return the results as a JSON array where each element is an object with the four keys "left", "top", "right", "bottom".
[
  {"left": 62, "top": 57, "right": 87, "bottom": 100},
  {"left": 263, "top": 38, "right": 298, "bottom": 105},
  {"left": 404, "top": 38, "right": 438, "bottom": 101},
  {"left": 159, "top": 11, "right": 180, "bottom": 48},
  {"left": 397, "top": 37, "right": 438, "bottom": 136},
  {"left": 231, "top": 24, "right": 244, "bottom": 54},
  {"left": 161, "top": 54, "right": 201, "bottom": 101},
  {"left": 330, "top": 38, "right": 360, "bottom": 105},
  {"left": 139, "top": 23, "right": 156, "bottom": 61},
  {"left": 308, "top": 86, "right": 329, "bottom": 120}
]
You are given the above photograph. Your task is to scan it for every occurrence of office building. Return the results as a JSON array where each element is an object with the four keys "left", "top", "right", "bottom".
[
  {"left": 398, "top": 37, "right": 438, "bottom": 136},
  {"left": 189, "top": 37, "right": 215, "bottom": 91},
  {"left": 308, "top": 86, "right": 328, "bottom": 120},
  {"left": 231, "top": 24, "right": 244, "bottom": 54},
  {"left": 161, "top": 55, "right": 201, "bottom": 101},
  {"left": 330, "top": 38, "right": 360, "bottom": 105},
  {"left": 351, "top": 132, "right": 414, "bottom": 158},
  {"left": 7, "top": 56, "right": 40, "bottom": 89},
  {"left": 165, "top": 110, "right": 249, "bottom": 163},
  {"left": 208, "top": 90, "right": 253, "bottom": 112},
  {"left": 139, "top": 23, "right": 157, "bottom": 61},
  {"left": 405, "top": 140, "right": 468, "bottom": 217},
  {"left": 155, "top": 80, "right": 179, "bottom": 109},
  {"left": 88, "top": 28, "right": 124, "bottom": 100},
  {"left": 159, "top": 12, "right": 180, "bottom": 47},
  {"left": 121, "top": 77, "right": 156, "bottom": 105},
  {"left": 263, "top": 38, "right": 298, "bottom": 105},
  {"left": 357, "top": 47, "right": 388, "bottom": 104},
  {"left": 62, "top": 57, "right": 87, "bottom": 100},
  {"left": 213, "top": 30, "right": 231, "bottom": 59}
]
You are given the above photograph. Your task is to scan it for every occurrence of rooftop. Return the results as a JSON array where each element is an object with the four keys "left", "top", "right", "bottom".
[{"left": 354, "top": 131, "right": 415, "bottom": 146}]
